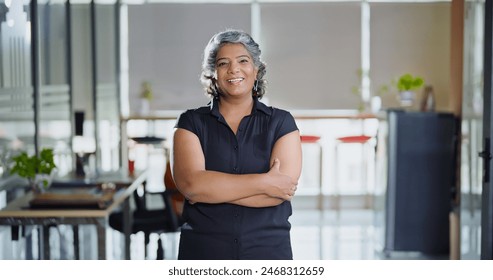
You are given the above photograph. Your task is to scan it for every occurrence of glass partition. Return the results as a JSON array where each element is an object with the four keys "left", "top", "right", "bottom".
[
  {"left": 95, "top": 0, "right": 119, "bottom": 172},
  {"left": 37, "top": 0, "right": 72, "bottom": 176},
  {"left": 0, "top": 0, "right": 35, "bottom": 178},
  {"left": 0, "top": 0, "right": 72, "bottom": 178},
  {"left": 460, "top": 0, "right": 484, "bottom": 260},
  {"left": 70, "top": 1, "right": 120, "bottom": 175},
  {"left": 70, "top": 3, "right": 96, "bottom": 179}
]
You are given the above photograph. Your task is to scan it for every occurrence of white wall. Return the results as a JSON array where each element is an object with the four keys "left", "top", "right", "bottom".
[
  {"left": 128, "top": 3, "right": 251, "bottom": 112},
  {"left": 261, "top": 2, "right": 361, "bottom": 110},
  {"left": 371, "top": 2, "right": 451, "bottom": 111},
  {"left": 127, "top": 2, "right": 452, "bottom": 112}
]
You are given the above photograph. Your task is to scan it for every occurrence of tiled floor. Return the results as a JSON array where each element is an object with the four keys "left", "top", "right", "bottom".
[
  {"left": 108, "top": 207, "right": 382, "bottom": 260},
  {"left": 290, "top": 209, "right": 377, "bottom": 260},
  {"left": 290, "top": 209, "right": 449, "bottom": 260},
  {"left": 126, "top": 208, "right": 379, "bottom": 260},
  {"left": 0, "top": 201, "right": 448, "bottom": 260}
]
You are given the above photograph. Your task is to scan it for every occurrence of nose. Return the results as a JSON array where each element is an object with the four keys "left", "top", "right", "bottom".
[{"left": 228, "top": 61, "right": 240, "bottom": 74}]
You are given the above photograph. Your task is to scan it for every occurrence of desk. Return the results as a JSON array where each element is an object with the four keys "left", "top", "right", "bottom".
[{"left": 0, "top": 171, "right": 147, "bottom": 260}]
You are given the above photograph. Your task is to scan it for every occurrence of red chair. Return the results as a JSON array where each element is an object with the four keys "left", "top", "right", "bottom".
[{"left": 300, "top": 135, "right": 321, "bottom": 143}]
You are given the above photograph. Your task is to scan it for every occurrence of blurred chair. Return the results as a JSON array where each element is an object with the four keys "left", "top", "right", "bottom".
[
  {"left": 109, "top": 153, "right": 183, "bottom": 259},
  {"left": 300, "top": 135, "right": 323, "bottom": 209},
  {"left": 333, "top": 135, "right": 373, "bottom": 211}
]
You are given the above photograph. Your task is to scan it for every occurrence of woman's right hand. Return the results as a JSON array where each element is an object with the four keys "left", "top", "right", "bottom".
[{"left": 265, "top": 158, "right": 298, "bottom": 201}]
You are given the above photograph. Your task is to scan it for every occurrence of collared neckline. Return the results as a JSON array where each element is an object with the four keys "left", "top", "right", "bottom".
[{"left": 209, "top": 97, "right": 272, "bottom": 119}]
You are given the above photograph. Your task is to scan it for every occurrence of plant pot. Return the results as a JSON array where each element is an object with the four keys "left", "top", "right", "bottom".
[
  {"left": 370, "top": 96, "right": 382, "bottom": 114},
  {"left": 398, "top": 90, "right": 415, "bottom": 107},
  {"left": 29, "top": 173, "right": 54, "bottom": 194},
  {"left": 139, "top": 98, "right": 151, "bottom": 115}
]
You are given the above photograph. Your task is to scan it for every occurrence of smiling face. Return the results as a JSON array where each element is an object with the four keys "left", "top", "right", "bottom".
[{"left": 214, "top": 43, "right": 258, "bottom": 99}]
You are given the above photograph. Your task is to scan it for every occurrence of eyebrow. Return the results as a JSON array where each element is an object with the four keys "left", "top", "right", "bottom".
[{"left": 216, "top": 55, "right": 251, "bottom": 62}]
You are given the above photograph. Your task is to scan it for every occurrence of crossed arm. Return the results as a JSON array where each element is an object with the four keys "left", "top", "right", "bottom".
[{"left": 171, "top": 128, "right": 302, "bottom": 208}]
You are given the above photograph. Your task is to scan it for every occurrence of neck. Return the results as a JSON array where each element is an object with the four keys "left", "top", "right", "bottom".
[{"left": 219, "top": 95, "right": 254, "bottom": 117}]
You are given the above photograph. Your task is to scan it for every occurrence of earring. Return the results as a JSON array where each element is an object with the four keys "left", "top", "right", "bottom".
[
  {"left": 253, "top": 80, "right": 258, "bottom": 92},
  {"left": 212, "top": 81, "right": 220, "bottom": 97}
]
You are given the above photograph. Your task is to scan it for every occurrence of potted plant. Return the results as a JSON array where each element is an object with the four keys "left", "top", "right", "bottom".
[
  {"left": 377, "top": 73, "right": 425, "bottom": 108},
  {"left": 351, "top": 68, "right": 382, "bottom": 113},
  {"left": 10, "top": 148, "right": 57, "bottom": 193},
  {"left": 396, "top": 73, "right": 424, "bottom": 107},
  {"left": 139, "top": 81, "right": 153, "bottom": 115}
]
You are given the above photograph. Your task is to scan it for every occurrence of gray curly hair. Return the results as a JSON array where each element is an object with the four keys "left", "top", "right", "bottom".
[{"left": 201, "top": 29, "right": 267, "bottom": 99}]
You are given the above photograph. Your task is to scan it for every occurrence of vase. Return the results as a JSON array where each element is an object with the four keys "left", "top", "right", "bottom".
[
  {"left": 29, "top": 173, "right": 53, "bottom": 194},
  {"left": 370, "top": 96, "right": 382, "bottom": 114},
  {"left": 139, "top": 98, "right": 151, "bottom": 116}
]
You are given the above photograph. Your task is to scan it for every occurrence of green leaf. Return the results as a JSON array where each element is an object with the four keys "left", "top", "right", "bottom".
[
  {"left": 9, "top": 148, "right": 56, "bottom": 180},
  {"left": 397, "top": 74, "right": 425, "bottom": 91}
]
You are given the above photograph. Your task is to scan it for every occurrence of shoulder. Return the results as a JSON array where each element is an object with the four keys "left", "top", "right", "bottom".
[
  {"left": 269, "top": 106, "right": 295, "bottom": 123},
  {"left": 175, "top": 105, "right": 211, "bottom": 130},
  {"left": 256, "top": 99, "right": 293, "bottom": 119},
  {"left": 267, "top": 106, "right": 298, "bottom": 137},
  {"left": 177, "top": 105, "right": 211, "bottom": 121},
  {"left": 271, "top": 107, "right": 292, "bottom": 117},
  {"left": 179, "top": 105, "right": 210, "bottom": 117},
  {"left": 255, "top": 100, "right": 296, "bottom": 128}
]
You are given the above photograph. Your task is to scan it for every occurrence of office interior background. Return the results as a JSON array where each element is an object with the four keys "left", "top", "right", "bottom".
[{"left": 0, "top": 0, "right": 491, "bottom": 260}]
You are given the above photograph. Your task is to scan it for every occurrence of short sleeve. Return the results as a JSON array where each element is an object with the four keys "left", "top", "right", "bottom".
[
  {"left": 274, "top": 109, "right": 298, "bottom": 141},
  {"left": 175, "top": 110, "right": 198, "bottom": 136}
]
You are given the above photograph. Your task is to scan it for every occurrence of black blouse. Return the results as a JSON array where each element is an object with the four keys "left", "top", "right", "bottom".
[{"left": 174, "top": 97, "right": 298, "bottom": 260}]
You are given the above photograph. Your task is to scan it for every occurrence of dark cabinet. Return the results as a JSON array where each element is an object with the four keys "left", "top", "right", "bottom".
[{"left": 384, "top": 110, "right": 457, "bottom": 255}]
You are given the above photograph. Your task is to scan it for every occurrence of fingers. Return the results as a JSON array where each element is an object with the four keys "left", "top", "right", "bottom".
[
  {"left": 267, "top": 158, "right": 299, "bottom": 201},
  {"left": 285, "top": 192, "right": 295, "bottom": 201},
  {"left": 284, "top": 184, "right": 298, "bottom": 201}
]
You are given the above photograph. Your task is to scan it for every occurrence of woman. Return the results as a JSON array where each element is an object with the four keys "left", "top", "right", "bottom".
[{"left": 172, "top": 29, "right": 302, "bottom": 260}]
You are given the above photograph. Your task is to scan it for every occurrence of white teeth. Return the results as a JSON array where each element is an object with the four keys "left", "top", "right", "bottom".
[{"left": 228, "top": 78, "right": 244, "bottom": 83}]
